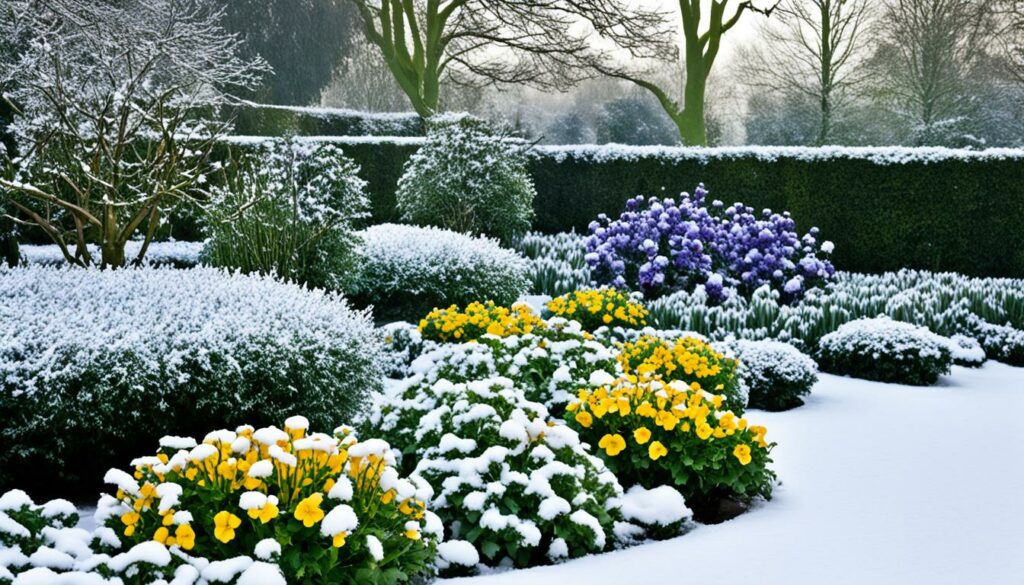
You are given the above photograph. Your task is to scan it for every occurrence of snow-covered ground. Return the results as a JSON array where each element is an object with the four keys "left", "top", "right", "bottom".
[{"left": 447, "top": 362, "right": 1024, "bottom": 585}]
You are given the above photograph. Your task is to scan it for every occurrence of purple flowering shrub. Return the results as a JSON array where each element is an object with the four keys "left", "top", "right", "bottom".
[{"left": 585, "top": 185, "right": 835, "bottom": 303}]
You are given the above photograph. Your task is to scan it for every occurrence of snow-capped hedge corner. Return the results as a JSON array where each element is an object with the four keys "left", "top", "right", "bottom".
[
  {"left": 731, "top": 340, "right": 818, "bottom": 411},
  {"left": 345, "top": 224, "right": 529, "bottom": 322},
  {"left": 363, "top": 376, "right": 656, "bottom": 568},
  {"left": 0, "top": 266, "right": 383, "bottom": 497},
  {"left": 816, "top": 317, "right": 953, "bottom": 386}
]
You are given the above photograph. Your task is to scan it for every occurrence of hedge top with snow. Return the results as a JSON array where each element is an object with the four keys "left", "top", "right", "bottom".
[{"left": 0, "top": 266, "right": 378, "bottom": 399}]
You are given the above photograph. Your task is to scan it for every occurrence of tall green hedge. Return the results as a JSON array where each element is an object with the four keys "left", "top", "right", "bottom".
[{"left": 225, "top": 141, "right": 1024, "bottom": 278}]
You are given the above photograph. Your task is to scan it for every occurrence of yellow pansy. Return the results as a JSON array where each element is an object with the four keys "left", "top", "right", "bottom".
[
  {"left": 574, "top": 411, "right": 593, "bottom": 428},
  {"left": 733, "top": 444, "right": 752, "bottom": 465},
  {"left": 648, "top": 441, "right": 668, "bottom": 461},
  {"left": 598, "top": 434, "right": 627, "bottom": 457},
  {"left": 213, "top": 511, "right": 241, "bottom": 543},
  {"left": 175, "top": 524, "right": 196, "bottom": 550},
  {"left": 633, "top": 427, "right": 652, "bottom": 445},
  {"left": 294, "top": 493, "right": 325, "bottom": 527}
]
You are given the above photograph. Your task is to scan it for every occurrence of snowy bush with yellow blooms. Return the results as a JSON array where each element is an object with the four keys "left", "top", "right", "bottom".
[
  {"left": 364, "top": 376, "right": 689, "bottom": 568},
  {"left": 418, "top": 301, "right": 546, "bottom": 343},
  {"left": 566, "top": 377, "right": 775, "bottom": 523},
  {"left": 545, "top": 288, "right": 648, "bottom": 332},
  {"left": 617, "top": 335, "right": 746, "bottom": 412}
]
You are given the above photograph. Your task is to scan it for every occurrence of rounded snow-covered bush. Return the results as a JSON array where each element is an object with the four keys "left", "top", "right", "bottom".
[
  {"left": 0, "top": 266, "right": 383, "bottom": 498},
  {"left": 947, "top": 334, "right": 986, "bottom": 367},
  {"left": 396, "top": 118, "right": 535, "bottom": 243},
  {"left": 346, "top": 224, "right": 529, "bottom": 322},
  {"left": 816, "top": 317, "right": 953, "bottom": 385},
  {"left": 406, "top": 321, "right": 617, "bottom": 411},
  {"left": 731, "top": 340, "right": 818, "bottom": 411},
  {"left": 971, "top": 320, "right": 1024, "bottom": 366},
  {"left": 365, "top": 376, "right": 631, "bottom": 567}
]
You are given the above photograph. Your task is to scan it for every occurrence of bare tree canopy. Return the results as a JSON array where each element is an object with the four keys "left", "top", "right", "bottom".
[
  {"left": 0, "top": 0, "right": 268, "bottom": 268},
  {"left": 347, "top": 0, "right": 675, "bottom": 117},
  {"left": 738, "top": 0, "right": 873, "bottom": 144}
]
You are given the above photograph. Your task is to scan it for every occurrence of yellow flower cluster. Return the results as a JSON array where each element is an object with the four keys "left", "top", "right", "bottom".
[
  {"left": 546, "top": 288, "right": 648, "bottom": 330},
  {"left": 114, "top": 418, "right": 431, "bottom": 564},
  {"left": 567, "top": 377, "right": 769, "bottom": 466},
  {"left": 419, "top": 301, "right": 545, "bottom": 342},
  {"left": 617, "top": 335, "right": 735, "bottom": 388}
]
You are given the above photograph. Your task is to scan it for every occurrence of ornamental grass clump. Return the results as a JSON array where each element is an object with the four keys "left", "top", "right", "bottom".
[
  {"left": 345, "top": 224, "right": 529, "bottom": 322},
  {"left": 585, "top": 185, "right": 834, "bottom": 303},
  {"left": 545, "top": 288, "right": 649, "bottom": 331},
  {"left": 566, "top": 378, "right": 775, "bottom": 523},
  {"left": 617, "top": 335, "right": 746, "bottom": 412},
  {"left": 816, "top": 317, "right": 953, "bottom": 385},
  {"left": 100, "top": 417, "right": 442, "bottom": 585},
  {"left": 0, "top": 266, "right": 383, "bottom": 499},
  {"left": 419, "top": 301, "right": 546, "bottom": 343},
  {"left": 365, "top": 376, "right": 643, "bottom": 568}
]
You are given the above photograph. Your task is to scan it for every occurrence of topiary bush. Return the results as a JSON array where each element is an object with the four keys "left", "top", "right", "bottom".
[
  {"left": 345, "top": 224, "right": 529, "bottom": 322},
  {"left": 365, "top": 376, "right": 627, "bottom": 567},
  {"left": 816, "top": 317, "right": 953, "bottom": 385},
  {"left": 0, "top": 266, "right": 383, "bottom": 499},
  {"left": 396, "top": 117, "right": 535, "bottom": 243},
  {"left": 730, "top": 340, "right": 818, "bottom": 411},
  {"left": 203, "top": 138, "right": 370, "bottom": 289}
]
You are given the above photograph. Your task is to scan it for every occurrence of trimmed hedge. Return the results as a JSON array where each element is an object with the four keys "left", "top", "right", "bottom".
[
  {"left": 227, "top": 101, "right": 425, "bottom": 137},
  {"left": 221, "top": 140, "right": 1024, "bottom": 278}
]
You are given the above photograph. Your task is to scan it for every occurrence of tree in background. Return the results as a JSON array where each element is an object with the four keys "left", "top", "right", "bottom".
[
  {"left": 599, "top": 1, "right": 780, "bottom": 146},
  {"left": 597, "top": 94, "right": 681, "bottom": 145},
  {"left": 738, "top": 0, "right": 873, "bottom": 145},
  {"left": 346, "top": 0, "right": 672, "bottom": 117},
  {"left": 221, "top": 0, "right": 355, "bottom": 105},
  {"left": 0, "top": 0, "right": 267, "bottom": 268}
]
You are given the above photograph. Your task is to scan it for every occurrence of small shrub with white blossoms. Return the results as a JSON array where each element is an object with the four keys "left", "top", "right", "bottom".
[
  {"left": 816, "top": 317, "right": 953, "bottom": 386},
  {"left": 396, "top": 116, "right": 535, "bottom": 244},
  {"left": 407, "top": 319, "right": 617, "bottom": 412},
  {"left": 364, "top": 376, "right": 669, "bottom": 568},
  {"left": 345, "top": 224, "right": 529, "bottom": 322},
  {"left": 585, "top": 185, "right": 835, "bottom": 303},
  {"left": 0, "top": 266, "right": 383, "bottom": 498},
  {"left": 729, "top": 340, "right": 818, "bottom": 411},
  {"left": 970, "top": 319, "right": 1024, "bottom": 367},
  {"left": 99, "top": 417, "right": 442, "bottom": 585}
]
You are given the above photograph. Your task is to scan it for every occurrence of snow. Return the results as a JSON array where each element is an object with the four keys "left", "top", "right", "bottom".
[
  {"left": 437, "top": 540, "right": 480, "bottom": 570},
  {"left": 253, "top": 539, "right": 281, "bottom": 561},
  {"left": 616, "top": 486, "right": 691, "bottom": 527},
  {"left": 444, "top": 362, "right": 1024, "bottom": 584},
  {"left": 19, "top": 241, "right": 203, "bottom": 267}
]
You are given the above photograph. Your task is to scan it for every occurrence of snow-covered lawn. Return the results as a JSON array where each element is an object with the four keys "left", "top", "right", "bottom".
[{"left": 447, "top": 362, "right": 1024, "bottom": 585}]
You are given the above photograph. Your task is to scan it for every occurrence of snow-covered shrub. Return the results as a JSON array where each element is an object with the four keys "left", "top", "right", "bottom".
[
  {"left": 514, "top": 232, "right": 592, "bottom": 296},
  {"left": 0, "top": 266, "right": 383, "bottom": 497},
  {"left": 970, "top": 320, "right": 1024, "bottom": 366},
  {"left": 365, "top": 376, "right": 630, "bottom": 567},
  {"left": 346, "top": 224, "right": 529, "bottom": 322},
  {"left": 419, "top": 301, "right": 546, "bottom": 343},
  {"left": 406, "top": 322, "right": 617, "bottom": 411},
  {"left": 396, "top": 118, "right": 535, "bottom": 243},
  {"left": 816, "top": 317, "right": 953, "bottom": 385},
  {"left": 615, "top": 485, "right": 692, "bottom": 541},
  {"left": 617, "top": 335, "right": 746, "bottom": 412},
  {"left": 382, "top": 322, "right": 428, "bottom": 378},
  {"left": 97, "top": 418, "right": 440, "bottom": 585},
  {"left": 731, "top": 340, "right": 818, "bottom": 411},
  {"left": 203, "top": 139, "right": 369, "bottom": 289},
  {"left": 586, "top": 185, "right": 835, "bottom": 302},
  {"left": 20, "top": 241, "right": 204, "bottom": 268},
  {"left": 545, "top": 288, "right": 648, "bottom": 331},
  {"left": 947, "top": 335, "right": 986, "bottom": 368},
  {"left": 566, "top": 377, "right": 775, "bottom": 523}
]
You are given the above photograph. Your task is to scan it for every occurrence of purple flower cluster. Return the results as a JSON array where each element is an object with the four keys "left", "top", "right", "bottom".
[{"left": 585, "top": 185, "right": 835, "bottom": 303}]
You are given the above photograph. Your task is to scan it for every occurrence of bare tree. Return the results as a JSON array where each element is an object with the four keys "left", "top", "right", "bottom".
[
  {"left": 738, "top": 0, "right": 874, "bottom": 144},
  {"left": 346, "top": 0, "right": 674, "bottom": 117},
  {"left": 598, "top": 1, "right": 781, "bottom": 146},
  {"left": 0, "top": 0, "right": 267, "bottom": 268},
  {"left": 873, "top": 0, "right": 1000, "bottom": 144},
  {"left": 321, "top": 36, "right": 413, "bottom": 111}
]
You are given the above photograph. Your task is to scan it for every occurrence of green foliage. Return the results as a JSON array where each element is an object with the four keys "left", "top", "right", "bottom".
[
  {"left": 203, "top": 139, "right": 369, "bottom": 289},
  {"left": 396, "top": 118, "right": 535, "bottom": 244}
]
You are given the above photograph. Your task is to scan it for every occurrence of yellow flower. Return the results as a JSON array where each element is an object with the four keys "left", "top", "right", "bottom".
[
  {"left": 696, "top": 423, "right": 713, "bottom": 440},
  {"left": 574, "top": 411, "right": 593, "bottom": 428},
  {"left": 213, "top": 511, "right": 241, "bottom": 543},
  {"left": 248, "top": 501, "right": 279, "bottom": 524},
  {"left": 175, "top": 524, "right": 196, "bottom": 550},
  {"left": 733, "top": 444, "right": 752, "bottom": 466},
  {"left": 294, "top": 493, "right": 325, "bottom": 527},
  {"left": 120, "top": 511, "right": 140, "bottom": 527},
  {"left": 152, "top": 527, "right": 169, "bottom": 544},
  {"left": 648, "top": 441, "right": 668, "bottom": 461},
  {"left": 332, "top": 531, "right": 348, "bottom": 548},
  {"left": 404, "top": 529, "right": 421, "bottom": 540},
  {"left": 598, "top": 434, "right": 627, "bottom": 457},
  {"left": 633, "top": 427, "right": 652, "bottom": 445},
  {"left": 123, "top": 524, "right": 136, "bottom": 537}
]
